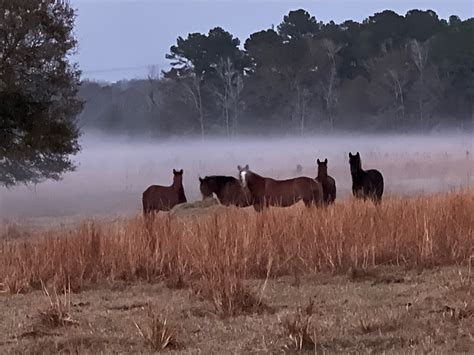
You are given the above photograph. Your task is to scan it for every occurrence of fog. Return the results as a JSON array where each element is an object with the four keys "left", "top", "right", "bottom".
[{"left": 1, "top": 132, "right": 472, "bottom": 222}]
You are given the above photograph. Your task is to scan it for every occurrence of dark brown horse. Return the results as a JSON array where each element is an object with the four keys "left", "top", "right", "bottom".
[
  {"left": 199, "top": 175, "right": 253, "bottom": 207},
  {"left": 237, "top": 164, "right": 323, "bottom": 211},
  {"left": 349, "top": 152, "right": 384, "bottom": 203},
  {"left": 142, "top": 169, "right": 187, "bottom": 217},
  {"left": 316, "top": 158, "right": 336, "bottom": 205}
]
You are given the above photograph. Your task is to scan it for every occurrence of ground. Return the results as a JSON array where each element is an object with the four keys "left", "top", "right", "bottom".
[{"left": 1, "top": 266, "right": 472, "bottom": 354}]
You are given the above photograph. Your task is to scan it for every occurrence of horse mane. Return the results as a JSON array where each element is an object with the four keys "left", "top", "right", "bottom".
[{"left": 177, "top": 185, "right": 186, "bottom": 202}]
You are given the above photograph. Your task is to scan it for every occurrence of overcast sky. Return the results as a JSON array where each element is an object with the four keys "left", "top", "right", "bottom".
[{"left": 71, "top": 0, "right": 473, "bottom": 83}]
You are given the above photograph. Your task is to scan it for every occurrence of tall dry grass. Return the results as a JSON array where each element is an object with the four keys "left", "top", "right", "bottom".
[{"left": 0, "top": 190, "right": 472, "bottom": 294}]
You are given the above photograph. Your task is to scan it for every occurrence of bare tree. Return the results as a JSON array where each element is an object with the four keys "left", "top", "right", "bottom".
[
  {"left": 213, "top": 57, "right": 244, "bottom": 136},
  {"left": 366, "top": 49, "right": 411, "bottom": 126},
  {"left": 178, "top": 71, "right": 205, "bottom": 139},
  {"left": 319, "top": 39, "right": 343, "bottom": 130},
  {"left": 146, "top": 65, "right": 160, "bottom": 109},
  {"left": 408, "top": 39, "right": 443, "bottom": 129},
  {"left": 279, "top": 43, "right": 315, "bottom": 134},
  {"left": 146, "top": 65, "right": 161, "bottom": 133},
  {"left": 410, "top": 39, "right": 428, "bottom": 128},
  {"left": 296, "top": 85, "right": 311, "bottom": 134}
]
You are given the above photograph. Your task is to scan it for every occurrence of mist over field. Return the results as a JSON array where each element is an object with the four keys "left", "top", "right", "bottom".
[{"left": 1, "top": 132, "right": 472, "bottom": 221}]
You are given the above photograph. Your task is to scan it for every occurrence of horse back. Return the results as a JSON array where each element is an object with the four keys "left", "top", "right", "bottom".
[
  {"left": 264, "top": 176, "right": 322, "bottom": 204},
  {"left": 142, "top": 185, "right": 183, "bottom": 211},
  {"left": 365, "top": 170, "right": 383, "bottom": 187}
]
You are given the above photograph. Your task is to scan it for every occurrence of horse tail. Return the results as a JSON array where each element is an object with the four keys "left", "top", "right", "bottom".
[{"left": 375, "top": 171, "right": 384, "bottom": 201}]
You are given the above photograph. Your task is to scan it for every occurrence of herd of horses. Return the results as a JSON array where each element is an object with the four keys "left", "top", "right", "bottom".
[{"left": 142, "top": 152, "right": 384, "bottom": 216}]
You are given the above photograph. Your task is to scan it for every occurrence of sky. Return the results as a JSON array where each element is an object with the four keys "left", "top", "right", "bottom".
[{"left": 71, "top": 0, "right": 473, "bottom": 83}]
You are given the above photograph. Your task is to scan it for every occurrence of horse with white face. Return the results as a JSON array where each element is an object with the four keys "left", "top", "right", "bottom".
[{"left": 237, "top": 164, "right": 323, "bottom": 211}]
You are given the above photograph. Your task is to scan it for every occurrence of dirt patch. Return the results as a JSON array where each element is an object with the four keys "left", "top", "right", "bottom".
[{"left": 1, "top": 266, "right": 472, "bottom": 354}]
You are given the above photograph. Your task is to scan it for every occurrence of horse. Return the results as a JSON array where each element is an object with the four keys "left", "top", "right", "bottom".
[
  {"left": 316, "top": 158, "right": 336, "bottom": 205},
  {"left": 142, "top": 169, "right": 187, "bottom": 217},
  {"left": 237, "top": 164, "right": 323, "bottom": 211},
  {"left": 199, "top": 175, "right": 253, "bottom": 207},
  {"left": 348, "top": 152, "right": 384, "bottom": 203}
]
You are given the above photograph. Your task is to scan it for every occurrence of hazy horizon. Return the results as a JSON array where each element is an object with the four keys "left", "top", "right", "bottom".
[{"left": 1, "top": 132, "right": 472, "bottom": 222}]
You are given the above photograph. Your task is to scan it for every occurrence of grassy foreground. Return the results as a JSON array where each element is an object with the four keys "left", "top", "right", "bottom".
[{"left": 0, "top": 190, "right": 472, "bottom": 353}]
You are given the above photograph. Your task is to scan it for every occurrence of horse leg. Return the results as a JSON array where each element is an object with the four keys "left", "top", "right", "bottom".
[
  {"left": 253, "top": 203, "right": 264, "bottom": 212},
  {"left": 252, "top": 197, "right": 265, "bottom": 212},
  {"left": 373, "top": 195, "right": 382, "bottom": 205},
  {"left": 303, "top": 195, "right": 316, "bottom": 208}
]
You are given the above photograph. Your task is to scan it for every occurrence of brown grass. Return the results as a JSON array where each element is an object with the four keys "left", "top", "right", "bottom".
[
  {"left": 193, "top": 269, "right": 273, "bottom": 317},
  {"left": 281, "top": 298, "right": 317, "bottom": 351},
  {"left": 0, "top": 190, "right": 472, "bottom": 295},
  {"left": 134, "top": 305, "right": 178, "bottom": 351},
  {"left": 37, "top": 283, "right": 78, "bottom": 328}
]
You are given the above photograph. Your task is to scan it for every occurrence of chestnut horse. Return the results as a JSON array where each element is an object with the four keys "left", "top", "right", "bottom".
[
  {"left": 348, "top": 152, "right": 384, "bottom": 203},
  {"left": 316, "top": 158, "right": 336, "bottom": 205},
  {"left": 237, "top": 164, "right": 323, "bottom": 211},
  {"left": 199, "top": 175, "right": 252, "bottom": 207},
  {"left": 142, "top": 169, "right": 187, "bottom": 217}
]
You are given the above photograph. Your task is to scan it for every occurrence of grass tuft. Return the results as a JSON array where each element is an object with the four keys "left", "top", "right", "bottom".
[
  {"left": 134, "top": 305, "right": 178, "bottom": 351},
  {"left": 37, "top": 283, "right": 78, "bottom": 328},
  {"left": 282, "top": 298, "right": 317, "bottom": 351}
]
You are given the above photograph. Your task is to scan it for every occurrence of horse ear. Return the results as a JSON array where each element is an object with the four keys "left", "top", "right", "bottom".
[
  {"left": 199, "top": 176, "right": 203, "bottom": 182},
  {"left": 237, "top": 165, "right": 242, "bottom": 171},
  {"left": 179, "top": 169, "right": 183, "bottom": 174},
  {"left": 173, "top": 169, "right": 177, "bottom": 174},
  {"left": 317, "top": 158, "right": 320, "bottom": 164},
  {"left": 324, "top": 158, "right": 328, "bottom": 164},
  {"left": 245, "top": 164, "right": 249, "bottom": 170},
  {"left": 356, "top": 152, "right": 360, "bottom": 157},
  {"left": 349, "top": 152, "right": 353, "bottom": 158}
]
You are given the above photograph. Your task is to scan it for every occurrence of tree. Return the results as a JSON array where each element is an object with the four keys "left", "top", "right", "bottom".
[
  {"left": 312, "top": 39, "right": 343, "bottom": 130},
  {"left": 366, "top": 48, "right": 412, "bottom": 127},
  {"left": 405, "top": 10, "right": 446, "bottom": 41},
  {"left": 0, "top": 0, "right": 83, "bottom": 187},
  {"left": 364, "top": 10, "right": 407, "bottom": 51},
  {"left": 431, "top": 18, "right": 474, "bottom": 121},
  {"left": 73, "top": 8, "right": 473, "bottom": 134},
  {"left": 164, "top": 27, "right": 248, "bottom": 136},
  {"left": 213, "top": 57, "right": 244, "bottom": 136},
  {"left": 408, "top": 39, "right": 443, "bottom": 129},
  {"left": 277, "top": 9, "right": 321, "bottom": 40}
]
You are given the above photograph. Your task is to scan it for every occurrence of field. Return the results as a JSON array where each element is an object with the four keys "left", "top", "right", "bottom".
[
  {"left": 0, "top": 134, "right": 472, "bottom": 353},
  {"left": 1, "top": 189, "right": 473, "bottom": 353}
]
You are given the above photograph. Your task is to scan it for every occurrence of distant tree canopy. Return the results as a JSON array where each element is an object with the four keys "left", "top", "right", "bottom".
[
  {"left": 0, "top": 0, "right": 83, "bottom": 187},
  {"left": 78, "top": 9, "right": 473, "bottom": 136}
]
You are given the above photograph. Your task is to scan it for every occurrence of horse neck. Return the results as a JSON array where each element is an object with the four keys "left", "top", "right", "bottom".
[
  {"left": 247, "top": 171, "right": 265, "bottom": 191},
  {"left": 172, "top": 179, "right": 182, "bottom": 190},
  {"left": 351, "top": 168, "right": 366, "bottom": 181},
  {"left": 317, "top": 170, "right": 327, "bottom": 179},
  {"left": 173, "top": 181, "right": 186, "bottom": 201}
]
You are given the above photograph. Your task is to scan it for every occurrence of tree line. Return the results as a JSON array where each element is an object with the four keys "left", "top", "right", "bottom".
[{"left": 79, "top": 9, "right": 473, "bottom": 136}]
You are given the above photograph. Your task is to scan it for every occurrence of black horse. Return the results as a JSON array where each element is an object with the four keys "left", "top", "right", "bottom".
[
  {"left": 199, "top": 175, "right": 252, "bottom": 207},
  {"left": 348, "top": 152, "right": 384, "bottom": 203}
]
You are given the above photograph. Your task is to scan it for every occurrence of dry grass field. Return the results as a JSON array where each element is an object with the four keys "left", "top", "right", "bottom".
[{"left": 1, "top": 190, "right": 473, "bottom": 353}]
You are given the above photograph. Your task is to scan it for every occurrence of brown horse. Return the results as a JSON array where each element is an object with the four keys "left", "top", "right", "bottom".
[
  {"left": 199, "top": 175, "right": 253, "bottom": 207},
  {"left": 237, "top": 164, "right": 323, "bottom": 211},
  {"left": 142, "top": 169, "right": 187, "bottom": 217},
  {"left": 316, "top": 158, "right": 336, "bottom": 205}
]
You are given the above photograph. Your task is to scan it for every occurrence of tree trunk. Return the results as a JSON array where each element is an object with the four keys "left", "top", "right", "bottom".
[{"left": 197, "top": 85, "right": 204, "bottom": 140}]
